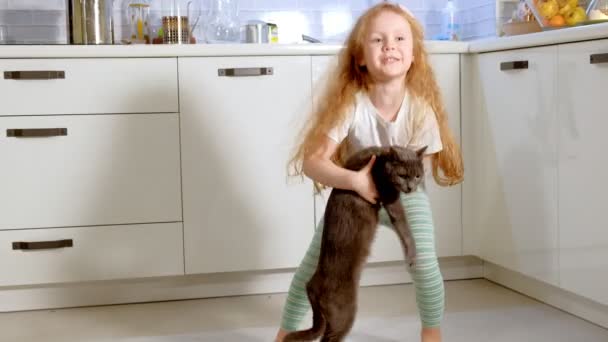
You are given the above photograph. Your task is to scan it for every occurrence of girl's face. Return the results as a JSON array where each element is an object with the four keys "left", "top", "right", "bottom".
[{"left": 360, "top": 10, "right": 414, "bottom": 83}]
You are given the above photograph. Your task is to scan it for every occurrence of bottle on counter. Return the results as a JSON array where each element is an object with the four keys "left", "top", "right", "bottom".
[
  {"left": 436, "top": 0, "right": 462, "bottom": 41},
  {"left": 267, "top": 23, "right": 278, "bottom": 43}
]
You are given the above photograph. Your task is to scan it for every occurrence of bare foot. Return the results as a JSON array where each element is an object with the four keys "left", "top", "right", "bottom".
[
  {"left": 274, "top": 328, "right": 288, "bottom": 342},
  {"left": 421, "top": 327, "right": 442, "bottom": 342}
]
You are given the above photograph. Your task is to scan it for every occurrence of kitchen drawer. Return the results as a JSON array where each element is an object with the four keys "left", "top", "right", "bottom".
[
  {"left": 0, "top": 113, "right": 182, "bottom": 230},
  {"left": 0, "top": 58, "right": 178, "bottom": 116},
  {"left": 0, "top": 222, "right": 184, "bottom": 286}
]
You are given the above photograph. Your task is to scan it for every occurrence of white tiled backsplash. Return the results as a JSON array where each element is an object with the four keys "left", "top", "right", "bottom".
[{"left": 0, "top": 0, "right": 496, "bottom": 44}]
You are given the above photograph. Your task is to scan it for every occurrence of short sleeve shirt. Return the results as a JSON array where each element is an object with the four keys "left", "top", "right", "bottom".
[{"left": 327, "top": 90, "right": 443, "bottom": 159}]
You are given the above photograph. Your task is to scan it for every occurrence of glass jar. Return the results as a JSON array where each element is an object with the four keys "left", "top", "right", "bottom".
[
  {"left": 204, "top": 0, "right": 240, "bottom": 43},
  {"left": 128, "top": 1, "right": 151, "bottom": 44}
]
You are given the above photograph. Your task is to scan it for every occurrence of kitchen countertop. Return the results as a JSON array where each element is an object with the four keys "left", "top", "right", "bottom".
[
  {"left": 0, "top": 22, "right": 606, "bottom": 58},
  {"left": 468, "top": 22, "right": 608, "bottom": 53},
  {"left": 0, "top": 41, "right": 467, "bottom": 58}
]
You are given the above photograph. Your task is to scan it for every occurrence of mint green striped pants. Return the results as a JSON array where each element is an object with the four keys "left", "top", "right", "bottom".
[{"left": 280, "top": 189, "right": 445, "bottom": 330}]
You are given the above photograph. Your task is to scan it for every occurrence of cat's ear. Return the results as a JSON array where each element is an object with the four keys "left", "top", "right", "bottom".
[{"left": 416, "top": 146, "right": 428, "bottom": 158}]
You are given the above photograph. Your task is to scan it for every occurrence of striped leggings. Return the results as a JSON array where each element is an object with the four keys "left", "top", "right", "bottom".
[{"left": 280, "top": 188, "right": 445, "bottom": 331}]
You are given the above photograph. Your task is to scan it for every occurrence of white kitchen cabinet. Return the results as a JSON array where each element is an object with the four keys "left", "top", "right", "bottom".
[
  {"left": 310, "top": 54, "right": 463, "bottom": 263},
  {"left": 474, "top": 46, "right": 559, "bottom": 286},
  {"left": 179, "top": 56, "right": 315, "bottom": 274},
  {"left": 557, "top": 39, "right": 608, "bottom": 305},
  {"left": 0, "top": 55, "right": 184, "bottom": 291},
  {"left": 0, "top": 113, "right": 182, "bottom": 230},
  {"left": 0, "top": 222, "right": 184, "bottom": 286},
  {"left": 310, "top": 55, "right": 336, "bottom": 236}
]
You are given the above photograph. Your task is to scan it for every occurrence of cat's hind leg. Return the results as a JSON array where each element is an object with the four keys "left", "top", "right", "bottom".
[
  {"left": 307, "top": 282, "right": 327, "bottom": 338},
  {"left": 283, "top": 278, "right": 327, "bottom": 341},
  {"left": 320, "top": 297, "right": 356, "bottom": 342}
]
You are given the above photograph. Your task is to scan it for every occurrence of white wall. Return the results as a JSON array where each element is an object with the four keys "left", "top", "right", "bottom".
[{"left": 0, "top": 0, "right": 497, "bottom": 44}]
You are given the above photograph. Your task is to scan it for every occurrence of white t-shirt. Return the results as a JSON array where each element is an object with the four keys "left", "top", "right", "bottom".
[{"left": 327, "top": 90, "right": 443, "bottom": 159}]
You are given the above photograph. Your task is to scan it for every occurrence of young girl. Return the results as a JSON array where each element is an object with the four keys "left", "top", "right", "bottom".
[{"left": 275, "top": 3, "right": 463, "bottom": 342}]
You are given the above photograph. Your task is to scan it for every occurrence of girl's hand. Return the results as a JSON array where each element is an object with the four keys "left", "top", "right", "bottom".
[{"left": 351, "top": 155, "right": 379, "bottom": 204}]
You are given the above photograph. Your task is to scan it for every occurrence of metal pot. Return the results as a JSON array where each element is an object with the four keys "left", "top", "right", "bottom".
[{"left": 244, "top": 21, "right": 269, "bottom": 44}]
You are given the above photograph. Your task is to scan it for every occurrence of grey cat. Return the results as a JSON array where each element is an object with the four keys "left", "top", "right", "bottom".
[{"left": 284, "top": 145, "right": 427, "bottom": 342}]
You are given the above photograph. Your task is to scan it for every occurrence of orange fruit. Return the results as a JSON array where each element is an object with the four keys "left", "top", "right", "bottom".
[{"left": 549, "top": 14, "right": 566, "bottom": 26}]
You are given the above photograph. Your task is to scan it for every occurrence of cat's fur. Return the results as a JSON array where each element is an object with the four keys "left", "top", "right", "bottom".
[{"left": 284, "top": 145, "right": 427, "bottom": 342}]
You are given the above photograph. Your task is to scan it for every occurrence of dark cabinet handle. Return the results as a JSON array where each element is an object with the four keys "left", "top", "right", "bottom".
[
  {"left": 500, "top": 61, "right": 528, "bottom": 71},
  {"left": 4, "top": 70, "right": 65, "bottom": 80},
  {"left": 590, "top": 53, "right": 608, "bottom": 64},
  {"left": 218, "top": 67, "right": 274, "bottom": 77},
  {"left": 13, "top": 239, "right": 73, "bottom": 250},
  {"left": 7, "top": 128, "right": 68, "bottom": 137}
]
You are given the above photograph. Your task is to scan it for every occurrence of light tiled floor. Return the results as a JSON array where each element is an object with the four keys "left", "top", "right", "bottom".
[{"left": 1, "top": 279, "right": 607, "bottom": 341}]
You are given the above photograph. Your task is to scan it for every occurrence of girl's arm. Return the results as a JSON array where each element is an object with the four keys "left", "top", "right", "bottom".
[{"left": 302, "top": 136, "right": 379, "bottom": 204}]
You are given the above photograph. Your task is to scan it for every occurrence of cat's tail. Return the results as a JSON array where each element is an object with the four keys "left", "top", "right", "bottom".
[{"left": 283, "top": 285, "right": 326, "bottom": 341}]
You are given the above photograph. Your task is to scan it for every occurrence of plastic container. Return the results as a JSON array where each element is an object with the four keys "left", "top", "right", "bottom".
[
  {"left": 524, "top": 0, "right": 595, "bottom": 29},
  {"left": 587, "top": 0, "right": 608, "bottom": 22},
  {"left": 436, "top": 0, "right": 462, "bottom": 41}
]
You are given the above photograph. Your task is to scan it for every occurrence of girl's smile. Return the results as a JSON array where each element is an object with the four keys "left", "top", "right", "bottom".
[{"left": 381, "top": 55, "right": 400, "bottom": 64}]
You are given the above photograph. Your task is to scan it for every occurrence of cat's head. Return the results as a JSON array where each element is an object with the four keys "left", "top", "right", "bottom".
[{"left": 381, "top": 146, "right": 427, "bottom": 194}]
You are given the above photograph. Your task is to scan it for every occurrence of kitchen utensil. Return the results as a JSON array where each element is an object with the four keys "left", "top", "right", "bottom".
[
  {"left": 68, "top": 0, "right": 114, "bottom": 44},
  {"left": 302, "top": 34, "right": 321, "bottom": 43},
  {"left": 161, "top": 0, "right": 200, "bottom": 44},
  {"left": 244, "top": 21, "right": 268, "bottom": 43},
  {"left": 162, "top": 15, "right": 190, "bottom": 44}
]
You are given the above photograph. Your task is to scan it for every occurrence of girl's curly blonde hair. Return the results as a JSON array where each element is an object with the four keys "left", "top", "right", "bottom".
[{"left": 288, "top": 2, "right": 464, "bottom": 188}]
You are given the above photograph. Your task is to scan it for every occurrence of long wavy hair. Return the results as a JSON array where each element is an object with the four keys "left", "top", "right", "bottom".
[{"left": 288, "top": 2, "right": 464, "bottom": 188}]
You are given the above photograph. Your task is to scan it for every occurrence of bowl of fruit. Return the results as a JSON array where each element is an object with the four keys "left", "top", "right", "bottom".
[{"left": 525, "top": 0, "right": 588, "bottom": 28}]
